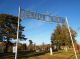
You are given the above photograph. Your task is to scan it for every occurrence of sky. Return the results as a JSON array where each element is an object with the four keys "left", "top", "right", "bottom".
[{"left": 0, "top": 0, "right": 80, "bottom": 45}]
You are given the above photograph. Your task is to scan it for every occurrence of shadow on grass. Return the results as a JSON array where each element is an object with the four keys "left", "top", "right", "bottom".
[
  {"left": 18, "top": 51, "right": 47, "bottom": 59},
  {"left": 0, "top": 51, "right": 47, "bottom": 59}
]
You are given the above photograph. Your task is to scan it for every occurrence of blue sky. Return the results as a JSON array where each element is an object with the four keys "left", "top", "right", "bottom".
[{"left": 0, "top": 0, "right": 80, "bottom": 45}]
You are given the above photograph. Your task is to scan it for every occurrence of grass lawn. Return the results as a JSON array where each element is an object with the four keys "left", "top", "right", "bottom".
[
  {"left": 1, "top": 50, "right": 80, "bottom": 59},
  {"left": 70, "top": 54, "right": 80, "bottom": 59},
  {"left": 20, "top": 50, "right": 80, "bottom": 59}
]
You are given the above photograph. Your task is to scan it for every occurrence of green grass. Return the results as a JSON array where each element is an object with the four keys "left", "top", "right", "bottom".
[
  {"left": 1, "top": 49, "right": 80, "bottom": 59},
  {"left": 70, "top": 54, "right": 80, "bottom": 59},
  {"left": 20, "top": 50, "right": 80, "bottom": 59}
]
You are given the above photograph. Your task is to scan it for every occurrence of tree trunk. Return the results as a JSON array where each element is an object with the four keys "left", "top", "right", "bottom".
[{"left": 4, "top": 42, "right": 8, "bottom": 53}]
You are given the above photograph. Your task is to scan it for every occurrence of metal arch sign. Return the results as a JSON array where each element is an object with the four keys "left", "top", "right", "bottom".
[
  {"left": 20, "top": 9, "right": 66, "bottom": 23},
  {"left": 15, "top": 7, "right": 78, "bottom": 59}
]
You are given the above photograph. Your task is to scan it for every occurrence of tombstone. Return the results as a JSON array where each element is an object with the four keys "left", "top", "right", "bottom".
[{"left": 13, "top": 46, "right": 16, "bottom": 53}]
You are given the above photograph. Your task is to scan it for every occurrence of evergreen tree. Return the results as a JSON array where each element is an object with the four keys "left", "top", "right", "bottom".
[{"left": 0, "top": 14, "right": 26, "bottom": 52}]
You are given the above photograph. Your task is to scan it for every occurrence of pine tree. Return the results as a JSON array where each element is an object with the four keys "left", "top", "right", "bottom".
[{"left": 0, "top": 14, "right": 26, "bottom": 52}]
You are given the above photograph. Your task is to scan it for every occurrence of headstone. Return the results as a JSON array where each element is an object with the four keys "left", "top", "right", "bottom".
[
  {"left": 13, "top": 46, "right": 16, "bottom": 53},
  {"left": 64, "top": 46, "right": 68, "bottom": 52}
]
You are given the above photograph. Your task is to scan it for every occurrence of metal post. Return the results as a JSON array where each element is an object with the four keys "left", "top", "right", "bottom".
[
  {"left": 15, "top": 6, "right": 20, "bottom": 59},
  {"left": 50, "top": 47, "right": 53, "bottom": 55},
  {"left": 65, "top": 17, "right": 78, "bottom": 59}
]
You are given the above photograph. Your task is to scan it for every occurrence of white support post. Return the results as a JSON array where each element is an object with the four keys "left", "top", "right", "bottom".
[
  {"left": 50, "top": 47, "right": 53, "bottom": 55},
  {"left": 15, "top": 6, "right": 21, "bottom": 59},
  {"left": 65, "top": 17, "right": 78, "bottom": 59}
]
